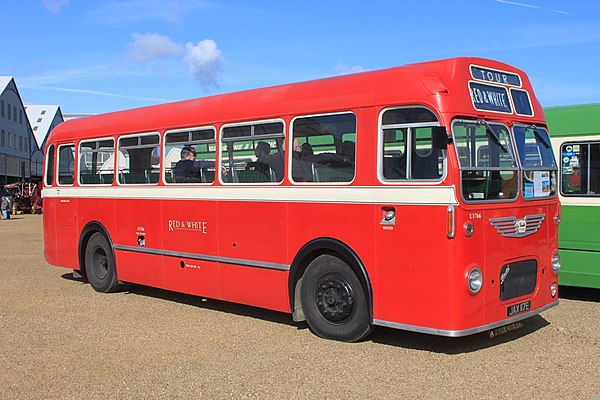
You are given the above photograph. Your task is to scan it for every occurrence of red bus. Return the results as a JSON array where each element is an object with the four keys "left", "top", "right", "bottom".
[{"left": 43, "top": 57, "right": 561, "bottom": 342}]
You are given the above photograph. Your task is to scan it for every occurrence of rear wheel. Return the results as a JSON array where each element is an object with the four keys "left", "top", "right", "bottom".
[
  {"left": 300, "top": 254, "right": 372, "bottom": 342},
  {"left": 84, "top": 232, "right": 121, "bottom": 293}
]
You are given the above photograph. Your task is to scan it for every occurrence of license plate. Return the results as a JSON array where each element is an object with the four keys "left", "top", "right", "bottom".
[{"left": 506, "top": 300, "right": 531, "bottom": 317}]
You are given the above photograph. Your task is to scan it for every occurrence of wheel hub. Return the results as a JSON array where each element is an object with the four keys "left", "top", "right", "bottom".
[{"left": 315, "top": 273, "right": 355, "bottom": 323}]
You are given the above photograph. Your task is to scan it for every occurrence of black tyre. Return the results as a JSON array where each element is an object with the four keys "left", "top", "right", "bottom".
[
  {"left": 84, "top": 232, "right": 121, "bottom": 293},
  {"left": 300, "top": 254, "right": 372, "bottom": 342}
]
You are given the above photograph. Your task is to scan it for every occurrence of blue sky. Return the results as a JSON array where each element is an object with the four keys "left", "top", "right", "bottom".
[{"left": 4, "top": 0, "right": 600, "bottom": 114}]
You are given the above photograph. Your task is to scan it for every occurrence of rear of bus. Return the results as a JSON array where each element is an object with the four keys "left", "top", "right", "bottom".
[{"left": 442, "top": 61, "right": 560, "bottom": 335}]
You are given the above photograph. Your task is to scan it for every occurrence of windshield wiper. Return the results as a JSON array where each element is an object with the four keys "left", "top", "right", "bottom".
[
  {"left": 531, "top": 125, "right": 551, "bottom": 149},
  {"left": 478, "top": 120, "right": 510, "bottom": 155}
]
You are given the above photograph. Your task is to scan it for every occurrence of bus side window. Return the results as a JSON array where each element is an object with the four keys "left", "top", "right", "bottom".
[
  {"left": 291, "top": 112, "right": 356, "bottom": 183},
  {"left": 117, "top": 133, "right": 160, "bottom": 185},
  {"left": 45, "top": 144, "right": 55, "bottom": 186},
  {"left": 221, "top": 121, "right": 285, "bottom": 184},
  {"left": 57, "top": 144, "right": 75, "bottom": 185},
  {"left": 164, "top": 127, "right": 216, "bottom": 184},
  {"left": 79, "top": 139, "right": 115, "bottom": 185},
  {"left": 380, "top": 107, "right": 444, "bottom": 181}
]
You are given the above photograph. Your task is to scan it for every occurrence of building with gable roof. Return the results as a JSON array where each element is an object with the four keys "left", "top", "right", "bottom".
[
  {"left": 25, "top": 104, "right": 64, "bottom": 176},
  {"left": 0, "top": 76, "right": 39, "bottom": 184}
]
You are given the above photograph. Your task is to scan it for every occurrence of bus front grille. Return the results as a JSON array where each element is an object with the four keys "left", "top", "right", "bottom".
[{"left": 499, "top": 260, "right": 537, "bottom": 301}]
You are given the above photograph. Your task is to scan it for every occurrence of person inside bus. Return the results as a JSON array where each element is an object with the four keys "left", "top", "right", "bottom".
[
  {"left": 291, "top": 139, "right": 314, "bottom": 181},
  {"left": 173, "top": 146, "right": 216, "bottom": 183},
  {"left": 246, "top": 141, "right": 284, "bottom": 181}
]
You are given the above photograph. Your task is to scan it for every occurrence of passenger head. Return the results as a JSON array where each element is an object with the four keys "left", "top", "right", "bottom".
[
  {"left": 301, "top": 142, "right": 314, "bottom": 156},
  {"left": 181, "top": 146, "right": 197, "bottom": 160},
  {"left": 293, "top": 139, "right": 302, "bottom": 152},
  {"left": 255, "top": 141, "right": 271, "bottom": 159},
  {"left": 341, "top": 140, "right": 355, "bottom": 157}
]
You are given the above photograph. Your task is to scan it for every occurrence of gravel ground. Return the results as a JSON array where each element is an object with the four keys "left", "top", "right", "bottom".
[{"left": 0, "top": 214, "right": 599, "bottom": 399}]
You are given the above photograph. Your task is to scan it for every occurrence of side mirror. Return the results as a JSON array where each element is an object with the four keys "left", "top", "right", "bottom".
[{"left": 432, "top": 126, "right": 448, "bottom": 150}]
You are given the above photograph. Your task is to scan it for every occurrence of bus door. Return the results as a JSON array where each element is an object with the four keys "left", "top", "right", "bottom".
[
  {"left": 55, "top": 144, "right": 79, "bottom": 269},
  {"left": 375, "top": 110, "right": 451, "bottom": 327}
]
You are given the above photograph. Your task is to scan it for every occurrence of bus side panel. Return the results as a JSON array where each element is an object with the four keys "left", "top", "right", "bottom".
[
  {"left": 559, "top": 250, "right": 600, "bottom": 289},
  {"left": 161, "top": 199, "right": 219, "bottom": 299},
  {"left": 218, "top": 264, "right": 289, "bottom": 312},
  {"left": 374, "top": 204, "right": 452, "bottom": 329},
  {"left": 42, "top": 197, "right": 59, "bottom": 266},
  {"left": 113, "top": 198, "right": 164, "bottom": 287},
  {"left": 55, "top": 197, "right": 79, "bottom": 269},
  {"left": 287, "top": 202, "right": 377, "bottom": 313},
  {"left": 217, "top": 199, "right": 289, "bottom": 311},
  {"left": 77, "top": 197, "right": 117, "bottom": 269}
]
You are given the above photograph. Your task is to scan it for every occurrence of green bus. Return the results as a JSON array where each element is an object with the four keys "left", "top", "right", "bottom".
[{"left": 546, "top": 103, "right": 600, "bottom": 289}]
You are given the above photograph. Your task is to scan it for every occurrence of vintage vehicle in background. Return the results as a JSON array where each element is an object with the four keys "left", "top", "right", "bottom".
[
  {"left": 546, "top": 103, "right": 600, "bottom": 289},
  {"left": 4, "top": 182, "right": 43, "bottom": 214}
]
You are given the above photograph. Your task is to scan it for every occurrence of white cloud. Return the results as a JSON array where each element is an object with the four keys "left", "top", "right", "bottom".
[
  {"left": 334, "top": 63, "right": 366, "bottom": 75},
  {"left": 42, "top": 0, "right": 69, "bottom": 13},
  {"left": 128, "top": 33, "right": 182, "bottom": 62},
  {"left": 183, "top": 39, "right": 224, "bottom": 87},
  {"left": 495, "top": 0, "right": 573, "bottom": 16}
]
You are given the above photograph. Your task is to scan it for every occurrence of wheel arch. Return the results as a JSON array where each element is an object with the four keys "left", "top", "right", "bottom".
[
  {"left": 78, "top": 221, "right": 115, "bottom": 275},
  {"left": 288, "top": 237, "right": 373, "bottom": 323}
]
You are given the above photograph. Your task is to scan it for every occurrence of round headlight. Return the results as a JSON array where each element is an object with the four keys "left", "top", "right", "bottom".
[
  {"left": 468, "top": 267, "right": 483, "bottom": 294},
  {"left": 551, "top": 282, "right": 557, "bottom": 298},
  {"left": 551, "top": 253, "right": 561, "bottom": 275}
]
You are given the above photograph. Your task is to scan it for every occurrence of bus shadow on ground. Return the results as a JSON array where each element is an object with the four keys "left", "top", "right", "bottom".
[
  {"left": 559, "top": 286, "right": 600, "bottom": 303},
  {"left": 369, "top": 315, "right": 550, "bottom": 354},
  {"left": 62, "top": 272, "right": 296, "bottom": 327},
  {"left": 62, "top": 272, "right": 550, "bottom": 353}
]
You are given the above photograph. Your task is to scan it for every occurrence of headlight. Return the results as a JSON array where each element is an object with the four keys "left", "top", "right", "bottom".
[
  {"left": 551, "top": 282, "right": 557, "bottom": 298},
  {"left": 551, "top": 253, "right": 561, "bottom": 275},
  {"left": 468, "top": 267, "right": 483, "bottom": 294}
]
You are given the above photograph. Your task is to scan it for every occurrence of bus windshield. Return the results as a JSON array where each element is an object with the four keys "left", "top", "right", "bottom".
[
  {"left": 513, "top": 124, "right": 557, "bottom": 199},
  {"left": 452, "top": 120, "right": 519, "bottom": 201}
]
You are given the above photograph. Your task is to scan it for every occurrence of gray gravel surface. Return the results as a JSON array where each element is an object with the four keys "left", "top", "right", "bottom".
[{"left": 1, "top": 215, "right": 599, "bottom": 399}]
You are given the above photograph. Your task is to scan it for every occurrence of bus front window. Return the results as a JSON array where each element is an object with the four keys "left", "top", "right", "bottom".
[
  {"left": 452, "top": 120, "right": 519, "bottom": 201},
  {"left": 512, "top": 125, "right": 557, "bottom": 199}
]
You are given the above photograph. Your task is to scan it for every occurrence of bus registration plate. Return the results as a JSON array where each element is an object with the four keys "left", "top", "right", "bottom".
[{"left": 507, "top": 300, "right": 531, "bottom": 317}]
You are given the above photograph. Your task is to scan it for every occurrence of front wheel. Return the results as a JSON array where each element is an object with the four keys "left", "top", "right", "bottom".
[
  {"left": 84, "top": 232, "right": 121, "bottom": 293},
  {"left": 300, "top": 254, "right": 372, "bottom": 342}
]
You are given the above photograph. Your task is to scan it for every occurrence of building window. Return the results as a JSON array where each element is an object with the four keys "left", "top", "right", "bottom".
[
  {"left": 19, "top": 110, "right": 22, "bottom": 124},
  {"left": 1, "top": 100, "right": 4, "bottom": 117},
  {"left": 19, "top": 136, "right": 23, "bottom": 152},
  {"left": 7, "top": 103, "right": 11, "bottom": 120},
  {"left": 13, "top": 106, "right": 16, "bottom": 122},
  {"left": 1, "top": 130, "right": 4, "bottom": 147},
  {"left": 41, "top": 110, "right": 46, "bottom": 115}
]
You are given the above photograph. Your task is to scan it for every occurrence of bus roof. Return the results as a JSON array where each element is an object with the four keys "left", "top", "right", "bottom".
[
  {"left": 48, "top": 57, "right": 542, "bottom": 146},
  {"left": 545, "top": 103, "right": 600, "bottom": 137}
]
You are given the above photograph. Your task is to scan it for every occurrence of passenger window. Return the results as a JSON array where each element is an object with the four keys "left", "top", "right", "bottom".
[
  {"left": 221, "top": 121, "right": 285, "bottom": 183},
  {"left": 117, "top": 134, "right": 160, "bottom": 184},
  {"left": 291, "top": 113, "right": 356, "bottom": 183},
  {"left": 79, "top": 139, "right": 115, "bottom": 185},
  {"left": 561, "top": 142, "right": 600, "bottom": 196},
  {"left": 164, "top": 127, "right": 216, "bottom": 184},
  {"left": 45, "top": 144, "right": 55, "bottom": 186},
  {"left": 57, "top": 144, "right": 75, "bottom": 185},
  {"left": 380, "top": 107, "right": 445, "bottom": 181}
]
